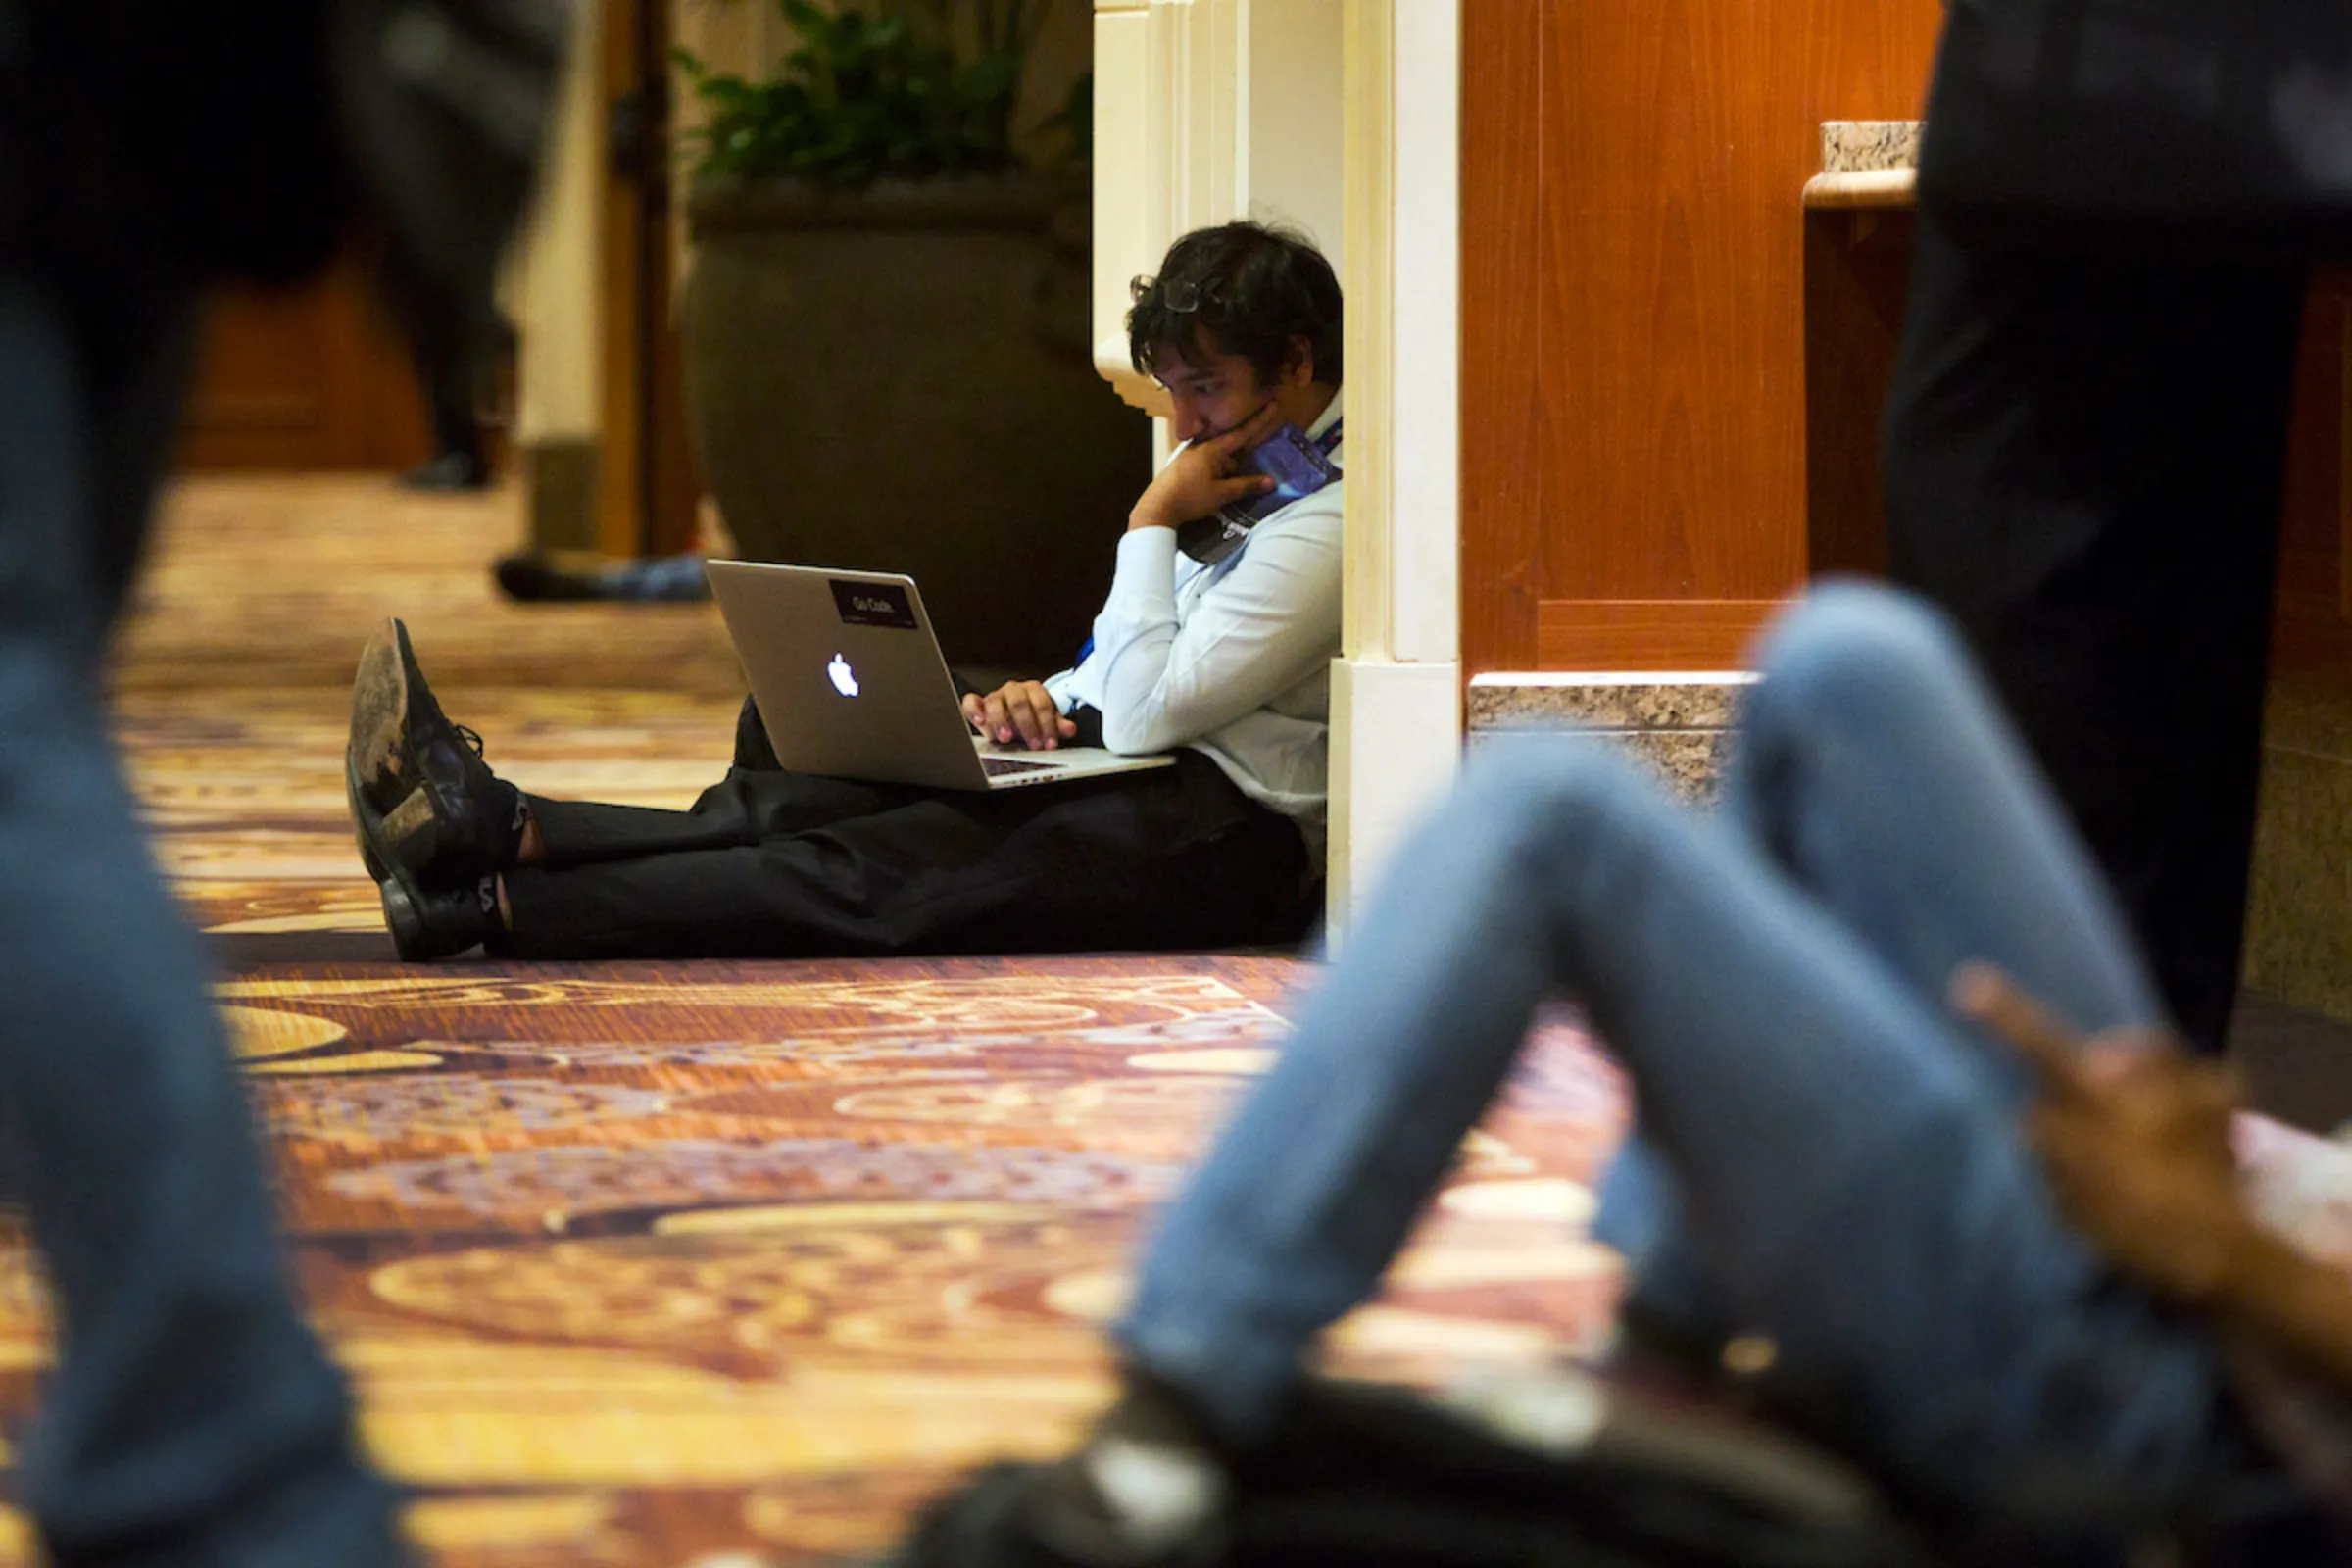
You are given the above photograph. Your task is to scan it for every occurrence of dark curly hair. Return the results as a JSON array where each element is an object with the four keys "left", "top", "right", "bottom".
[{"left": 1128, "top": 220, "right": 1343, "bottom": 390}]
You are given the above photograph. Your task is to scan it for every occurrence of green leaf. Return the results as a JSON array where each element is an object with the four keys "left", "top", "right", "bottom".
[{"left": 684, "top": 0, "right": 1069, "bottom": 187}]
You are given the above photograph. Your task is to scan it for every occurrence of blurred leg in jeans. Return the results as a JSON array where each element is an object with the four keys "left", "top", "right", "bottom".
[
  {"left": 0, "top": 258, "right": 402, "bottom": 1564},
  {"left": 1592, "top": 577, "right": 2165, "bottom": 1354},
  {"left": 1115, "top": 585, "right": 2229, "bottom": 1528}
]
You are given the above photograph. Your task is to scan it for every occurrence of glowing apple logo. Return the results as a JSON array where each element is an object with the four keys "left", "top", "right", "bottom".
[{"left": 827, "top": 654, "right": 860, "bottom": 697}]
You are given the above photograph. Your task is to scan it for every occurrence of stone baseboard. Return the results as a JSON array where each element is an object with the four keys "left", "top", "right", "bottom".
[
  {"left": 1465, "top": 673, "right": 1755, "bottom": 799},
  {"left": 1465, "top": 662, "right": 2352, "bottom": 1029},
  {"left": 2246, "top": 684, "right": 2352, "bottom": 1023}
]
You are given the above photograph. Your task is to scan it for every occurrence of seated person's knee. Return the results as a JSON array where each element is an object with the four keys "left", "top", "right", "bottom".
[{"left": 1751, "top": 581, "right": 1975, "bottom": 724}]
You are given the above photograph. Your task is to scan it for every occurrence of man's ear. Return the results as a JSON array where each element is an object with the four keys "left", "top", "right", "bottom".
[{"left": 1283, "top": 335, "right": 1316, "bottom": 388}]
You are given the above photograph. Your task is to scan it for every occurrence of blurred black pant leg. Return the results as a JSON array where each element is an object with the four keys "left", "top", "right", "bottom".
[
  {"left": 0, "top": 259, "right": 400, "bottom": 1565},
  {"left": 393, "top": 272, "right": 489, "bottom": 482},
  {"left": 1882, "top": 207, "right": 2310, "bottom": 1053}
]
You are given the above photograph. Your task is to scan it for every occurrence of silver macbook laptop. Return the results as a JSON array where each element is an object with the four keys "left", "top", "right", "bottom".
[{"left": 704, "top": 560, "right": 1176, "bottom": 792}]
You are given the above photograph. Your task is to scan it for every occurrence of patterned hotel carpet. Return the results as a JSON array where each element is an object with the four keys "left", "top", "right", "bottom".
[{"left": 0, "top": 478, "right": 1630, "bottom": 1567}]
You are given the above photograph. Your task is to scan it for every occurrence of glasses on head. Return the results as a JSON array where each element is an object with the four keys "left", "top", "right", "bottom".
[{"left": 1132, "top": 274, "right": 1211, "bottom": 313}]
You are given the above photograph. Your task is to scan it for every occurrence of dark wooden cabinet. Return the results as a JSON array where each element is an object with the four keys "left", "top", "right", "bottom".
[
  {"left": 2270, "top": 273, "right": 2352, "bottom": 684},
  {"left": 1800, "top": 211, "right": 2352, "bottom": 691}
]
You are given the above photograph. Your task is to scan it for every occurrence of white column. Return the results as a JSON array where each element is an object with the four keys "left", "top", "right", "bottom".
[
  {"left": 1090, "top": 0, "right": 1446, "bottom": 938},
  {"left": 1328, "top": 0, "right": 1462, "bottom": 937},
  {"left": 1245, "top": 0, "right": 1347, "bottom": 255},
  {"left": 1094, "top": 0, "right": 1235, "bottom": 417}
]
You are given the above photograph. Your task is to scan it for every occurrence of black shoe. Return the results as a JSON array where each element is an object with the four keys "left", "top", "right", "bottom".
[
  {"left": 494, "top": 551, "right": 712, "bottom": 603},
  {"left": 380, "top": 872, "right": 501, "bottom": 961},
  {"left": 1024, "top": 1377, "right": 1231, "bottom": 1565},
  {"left": 398, "top": 450, "right": 490, "bottom": 492},
  {"left": 347, "top": 617, "right": 526, "bottom": 887},
  {"left": 889, "top": 1375, "right": 1231, "bottom": 1568}
]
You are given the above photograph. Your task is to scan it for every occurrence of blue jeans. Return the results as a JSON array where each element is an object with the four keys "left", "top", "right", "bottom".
[
  {"left": 1115, "top": 584, "right": 2235, "bottom": 1529},
  {"left": 0, "top": 259, "right": 400, "bottom": 1564}
]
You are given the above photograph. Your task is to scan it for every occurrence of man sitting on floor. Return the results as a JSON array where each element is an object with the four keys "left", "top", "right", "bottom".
[{"left": 346, "top": 220, "right": 1343, "bottom": 960}]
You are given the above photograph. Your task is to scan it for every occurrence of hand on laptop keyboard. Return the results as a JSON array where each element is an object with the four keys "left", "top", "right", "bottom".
[{"left": 961, "top": 679, "right": 1079, "bottom": 752}]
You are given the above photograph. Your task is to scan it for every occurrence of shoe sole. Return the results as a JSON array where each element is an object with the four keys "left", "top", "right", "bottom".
[
  {"left": 349, "top": 750, "right": 477, "bottom": 962},
  {"left": 346, "top": 752, "right": 396, "bottom": 884},
  {"left": 347, "top": 618, "right": 447, "bottom": 880},
  {"left": 375, "top": 867, "right": 483, "bottom": 962},
  {"left": 375, "top": 870, "right": 430, "bottom": 961}
]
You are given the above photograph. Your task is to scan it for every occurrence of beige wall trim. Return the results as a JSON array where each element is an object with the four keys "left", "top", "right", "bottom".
[
  {"left": 1328, "top": 0, "right": 1463, "bottom": 938},
  {"left": 1340, "top": 0, "right": 1457, "bottom": 668},
  {"left": 1091, "top": 0, "right": 1344, "bottom": 419},
  {"left": 514, "top": 0, "right": 604, "bottom": 447},
  {"left": 1330, "top": 659, "right": 1462, "bottom": 933},
  {"left": 1093, "top": 0, "right": 1243, "bottom": 417},
  {"left": 1090, "top": 0, "right": 1446, "bottom": 933}
]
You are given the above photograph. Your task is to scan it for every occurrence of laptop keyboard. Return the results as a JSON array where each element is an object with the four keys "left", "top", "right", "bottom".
[{"left": 981, "top": 755, "right": 1061, "bottom": 778}]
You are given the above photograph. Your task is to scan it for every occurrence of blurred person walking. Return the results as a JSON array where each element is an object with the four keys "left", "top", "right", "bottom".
[
  {"left": 1884, "top": 0, "right": 2352, "bottom": 1053},
  {"left": 0, "top": 4, "right": 563, "bottom": 1562}
]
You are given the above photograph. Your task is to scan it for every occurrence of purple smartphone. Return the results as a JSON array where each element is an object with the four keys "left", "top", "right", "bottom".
[{"left": 1177, "top": 420, "right": 1344, "bottom": 564}]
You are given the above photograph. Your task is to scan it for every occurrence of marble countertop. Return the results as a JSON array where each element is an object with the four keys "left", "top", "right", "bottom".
[
  {"left": 1822, "top": 121, "right": 1921, "bottom": 174},
  {"left": 1467, "top": 672, "right": 1753, "bottom": 733},
  {"left": 1805, "top": 120, "right": 1921, "bottom": 210}
]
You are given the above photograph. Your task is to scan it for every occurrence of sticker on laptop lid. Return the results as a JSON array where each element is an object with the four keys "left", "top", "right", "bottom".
[{"left": 830, "top": 579, "right": 918, "bottom": 629}]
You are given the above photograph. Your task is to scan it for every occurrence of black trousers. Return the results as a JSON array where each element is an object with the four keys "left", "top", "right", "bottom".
[
  {"left": 504, "top": 701, "right": 1320, "bottom": 959},
  {"left": 1882, "top": 207, "right": 2312, "bottom": 1052},
  {"left": 405, "top": 292, "right": 485, "bottom": 467}
]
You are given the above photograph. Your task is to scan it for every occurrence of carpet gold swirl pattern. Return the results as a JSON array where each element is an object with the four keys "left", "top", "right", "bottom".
[{"left": 0, "top": 479, "right": 1635, "bottom": 1566}]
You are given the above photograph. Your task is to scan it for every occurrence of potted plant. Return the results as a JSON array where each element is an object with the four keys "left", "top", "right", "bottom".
[{"left": 674, "top": 0, "right": 1141, "bottom": 672}]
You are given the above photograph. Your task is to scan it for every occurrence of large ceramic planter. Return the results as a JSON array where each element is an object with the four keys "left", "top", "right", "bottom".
[{"left": 681, "top": 172, "right": 1150, "bottom": 672}]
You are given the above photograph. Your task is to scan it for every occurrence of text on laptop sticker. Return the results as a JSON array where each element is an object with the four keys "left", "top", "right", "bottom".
[{"left": 830, "top": 578, "right": 919, "bottom": 629}]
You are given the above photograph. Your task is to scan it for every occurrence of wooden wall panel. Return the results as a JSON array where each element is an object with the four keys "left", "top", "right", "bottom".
[
  {"left": 1802, "top": 208, "right": 1915, "bottom": 578},
  {"left": 1537, "top": 599, "right": 1786, "bottom": 669},
  {"left": 1461, "top": 0, "right": 1945, "bottom": 673},
  {"left": 179, "top": 263, "right": 434, "bottom": 472},
  {"left": 1459, "top": 0, "right": 1545, "bottom": 673}
]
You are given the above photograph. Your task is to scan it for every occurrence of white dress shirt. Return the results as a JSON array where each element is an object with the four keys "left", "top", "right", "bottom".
[{"left": 1046, "top": 393, "right": 1344, "bottom": 859}]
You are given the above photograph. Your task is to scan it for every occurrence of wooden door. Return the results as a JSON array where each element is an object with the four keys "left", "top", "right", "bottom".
[
  {"left": 600, "top": 0, "right": 703, "bottom": 559},
  {"left": 178, "top": 261, "right": 435, "bottom": 471},
  {"left": 1459, "top": 0, "right": 1945, "bottom": 674}
]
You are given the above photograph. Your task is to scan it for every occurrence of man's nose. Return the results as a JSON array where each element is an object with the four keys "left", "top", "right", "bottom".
[{"left": 1170, "top": 403, "right": 1205, "bottom": 443}]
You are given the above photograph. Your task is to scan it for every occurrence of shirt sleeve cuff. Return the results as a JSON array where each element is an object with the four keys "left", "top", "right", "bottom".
[{"left": 1109, "top": 526, "right": 1181, "bottom": 611}]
